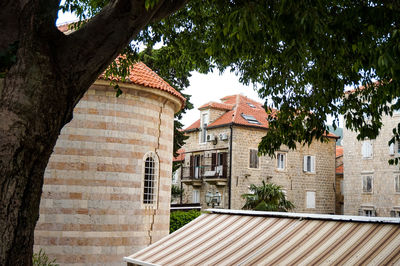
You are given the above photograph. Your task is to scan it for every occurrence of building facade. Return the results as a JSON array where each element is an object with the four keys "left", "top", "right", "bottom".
[
  {"left": 335, "top": 146, "right": 344, "bottom": 214},
  {"left": 343, "top": 110, "right": 400, "bottom": 217},
  {"left": 34, "top": 62, "right": 184, "bottom": 265},
  {"left": 179, "top": 94, "right": 337, "bottom": 214}
]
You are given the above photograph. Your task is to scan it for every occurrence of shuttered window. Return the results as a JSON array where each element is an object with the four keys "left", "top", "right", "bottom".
[
  {"left": 303, "top": 155, "right": 315, "bottom": 173},
  {"left": 277, "top": 153, "right": 286, "bottom": 170},
  {"left": 306, "top": 191, "right": 316, "bottom": 209},
  {"left": 362, "top": 140, "right": 373, "bottom": 158},
  {"left": 395, "top": 175, "right": 400, "bottom": 193},
  {"left": 193, "top": 189, "right": 200, "bottom": 203},
  {"left": 362, "top": 175, "right": 373, "bottom": 193},
  {"left": 249, "top": 149, "right": 259, "bottom": 168}
]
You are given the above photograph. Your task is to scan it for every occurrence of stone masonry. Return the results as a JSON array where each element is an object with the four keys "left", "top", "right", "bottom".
[
  {"left": 180, "top": 95, "right": 337, "bottom": 214},
  {"left": 343, "top": 111, "right": 400, "bottom": 217},
  {"left": 34, "top": 64, "right": 183, "bottom": 265}
]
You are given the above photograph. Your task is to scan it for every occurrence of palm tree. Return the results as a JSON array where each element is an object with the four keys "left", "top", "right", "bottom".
[{"left": 241, "top": 181, "right": 294, "bottom": 212}]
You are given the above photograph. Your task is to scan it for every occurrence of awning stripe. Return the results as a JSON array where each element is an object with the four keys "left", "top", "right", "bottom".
[
  {"left": 201, "top": 217, "right": 283, "bottom": 265},
  {"left": 124, "top": 212, "right": 400, "bottom": 266}
]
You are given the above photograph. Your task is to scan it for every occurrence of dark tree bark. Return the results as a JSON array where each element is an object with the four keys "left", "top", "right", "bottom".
[{"left": 0, "top": 0, "right": 187, "bottom": 264}]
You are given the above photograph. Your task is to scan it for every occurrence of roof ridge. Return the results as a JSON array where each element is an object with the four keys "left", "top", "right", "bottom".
[{"left": 231, "top": 94, "right": 241, "bottom": 122}]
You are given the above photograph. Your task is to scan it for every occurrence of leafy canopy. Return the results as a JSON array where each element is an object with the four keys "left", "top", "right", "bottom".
[
  {"left": 62, "top": 0, "right": 400, "bottom": 164},
  {"left": 241, "top": 181, "right": 294, "bottom": 212}
]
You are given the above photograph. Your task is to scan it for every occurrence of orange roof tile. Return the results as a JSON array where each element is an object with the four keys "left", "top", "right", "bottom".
[
  {"left": 185, "top": 94, "right": 339, "bottom": 140},
  {"left": 173, "top": 149, "right": 185, "bottom": 162},
  {"left": 198, "top": 102, "right": 233, "bottom": 111},
  {"left": 209, "top": 95, "right": 272, "bottom": 129},
  {"left": 184, "top": 119, "right": 200, "bottom": 131},
  {"left": 336, "top": 146, "right": 343, "bottom": 157},
  {"left": 99, "top": 62, "right": 185, "bottom": 107}
]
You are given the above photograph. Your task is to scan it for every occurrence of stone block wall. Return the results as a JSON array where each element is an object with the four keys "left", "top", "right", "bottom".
[
  {"left": 181, "top": 124, "right": 336, "bottom": 214},
  {"left": 343, "top": 113, "right": 400, "bottom": 216},
  {"left": 34, "top": 82, "right": 177, "bottom": 265},
  {"left": 230, "top": 126, "right": 336, "bottom": 213}
]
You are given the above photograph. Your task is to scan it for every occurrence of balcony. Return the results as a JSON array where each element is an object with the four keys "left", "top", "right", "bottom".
[{"left": 182, "top": 164, "right": 228, "bottom": 186}]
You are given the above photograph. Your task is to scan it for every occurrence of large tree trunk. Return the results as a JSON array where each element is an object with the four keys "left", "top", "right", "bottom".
[
  {"left": 0, "top": 41, "right": 75, "bottom": 266},
  {"left": 0, "top": 0, "right": 188, "bottom": 264}
]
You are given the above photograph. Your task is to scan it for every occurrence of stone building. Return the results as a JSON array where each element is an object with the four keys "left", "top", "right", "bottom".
[
  {"left": 178, "top": 94, "right": 337, "bottom": 214},
  {"left": 335, "top": 146, "right": 344, "bottom": 214},
  {"left": 343, "top": 108, "right": 400, "bottom": 217},
  {"left": 34, "top": 62, "right": 184, "bottom": 265}
]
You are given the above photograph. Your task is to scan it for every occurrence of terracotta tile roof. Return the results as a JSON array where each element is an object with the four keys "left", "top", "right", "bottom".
[
  {"left": 185, "top": 94, "right": 338, "bottom": 139},
  {"left": 336, "top": 164, "right": 343, "bottom": 174},
  {"left": 198, "top": 102, "right": 233, "bottom": 111},
  {"left": 336, "top": 146, "right": 343, "bottom": 157},
  {"left": 99, "top": 62, "right": 186, "bottom": 107},
  {"left": 184, "top": 119, "right": 200, "bottom": 131},
  {"left": 173, "top": 149, "right": 185, "bottom": 162},
  {"left": 210, "top": 94, "right": 272, "bottom": 129}
]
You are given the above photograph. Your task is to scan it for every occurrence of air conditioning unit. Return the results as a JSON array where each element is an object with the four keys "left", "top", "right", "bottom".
[
  {"left": 219, "top": 133, "right": 229, "bottom": 141},
  {"left": 206, "top": 134, "right": 214, "bottom": 142}
]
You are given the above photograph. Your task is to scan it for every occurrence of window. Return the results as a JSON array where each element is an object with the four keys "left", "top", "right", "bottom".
[
  {"left": 247, "top": 103, "right": 256, "bottom": 108},
  {"left": 249, "top": 149, "right": 259, "bottom": 168},
  {"left": 143, "top": 155, "right": 157, "bottom": 204},
  {"left": 193, "top": 189, "right": 200, "bottom": 203},
  {"left": 200, "top": 112, "right": 209, "bottom": 143},
  {"left": 364, "top": 209, "right": 374, "bottom": 217},
  {"left": 361, "top": 140, "right": 373, "bottom": 158},
  {"left": 303, "top": 155, "right": 315, "bottom": 173},
  {"left": 395, "top": 175, "right": 400, "bottom": 193},
  {"left": 277, "top": 153, "right": 286, "bottom": 170},
  {"left": 358, "top": 207, "right": 376, "bottom": 217},
  {"left": 241, "top": 113, "right": 261, "bottom": 124},
  {"left": 190, "top": 155, "right": 201, "bottom": 179},
  {"left": 172, "top": 170, "right": 179, "bottom": 185},
  {"left": 362, "top": 175, "right": 373, "bottom": 193},
  {"left": 390, "top": 209, "right": 400, "bottom": 217},
  {"left": 306, "top": 191, "right": 316, "bottom": 209}
]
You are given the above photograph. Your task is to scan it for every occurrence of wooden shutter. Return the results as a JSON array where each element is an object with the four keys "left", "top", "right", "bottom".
[
  {"left": 211, "top": 153, "right": 216, "bottom": 170},
  {"left": 190, "top": 155, "right": 194, "bottom": 177},
  {"left": 311, "top": 156, "right": 315, "bottom": 173},
  {"left": 389, "top": 143, "right": 395, "bottom": 155},
  {"left": 303, "top": 156, "right": 308, "bottom": 172},
  {"left": 222, "top": 152, "right": 228, "bottom": 177}
]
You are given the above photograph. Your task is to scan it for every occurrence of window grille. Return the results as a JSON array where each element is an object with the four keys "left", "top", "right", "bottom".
[{"left": 143, "top": 156, "right": 156, "bottom": 204}]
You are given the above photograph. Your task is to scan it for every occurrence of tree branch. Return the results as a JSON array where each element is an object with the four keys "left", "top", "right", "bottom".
[
  {"left": 56, "top": 0, "right": 188, "bottom": 104},
  {"left": 151, "top": 0, "right": 188, "bottom": 22}
]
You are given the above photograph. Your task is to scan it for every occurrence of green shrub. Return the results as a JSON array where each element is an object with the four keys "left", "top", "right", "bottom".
[
  {"left": 170, "top": 210, "right": 201, "bottom": 233},
  {"left": 32, "top": 249, "right": 58, "bottom": 266}
]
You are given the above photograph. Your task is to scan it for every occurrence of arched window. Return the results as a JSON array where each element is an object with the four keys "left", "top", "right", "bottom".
[{"left": 143, "top": 155, "right": 157, "bottom": 204}]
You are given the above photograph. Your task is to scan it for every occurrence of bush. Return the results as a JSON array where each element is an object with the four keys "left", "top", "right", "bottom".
[
  {"left": 32, "top": 249, "right": 58, "bottom": 266},
  {"left": 170, "top": 210, "right": 201, "bottom": 233}
]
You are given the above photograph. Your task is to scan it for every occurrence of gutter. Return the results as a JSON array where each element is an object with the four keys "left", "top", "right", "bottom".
[{"left": 207, "top": 209, "right": 400, "bottom": 224}]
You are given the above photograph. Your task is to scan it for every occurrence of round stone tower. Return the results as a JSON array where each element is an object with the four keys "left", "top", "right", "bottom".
[{"left": 34, "top": 62, "right": 184, "bottom": 265}]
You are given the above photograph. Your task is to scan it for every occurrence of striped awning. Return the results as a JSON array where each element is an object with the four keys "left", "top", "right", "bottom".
[{"left": 124, "top": 210, "right": 400, "bottom": 266}]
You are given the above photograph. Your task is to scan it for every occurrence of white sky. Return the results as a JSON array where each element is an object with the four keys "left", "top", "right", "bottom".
[{"left": 56, "top": 10, "right": 341, "bottom": 129}]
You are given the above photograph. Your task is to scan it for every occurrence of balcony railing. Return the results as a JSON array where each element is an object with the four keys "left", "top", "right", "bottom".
[{"left": 182, "top": 164, "right": 227, "bottom": 180}]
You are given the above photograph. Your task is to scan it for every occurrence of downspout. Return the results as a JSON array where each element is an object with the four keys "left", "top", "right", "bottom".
[
  {"left": 180, "top": 160, "right": 183, "bottom": 204},
  {"left": 228, "top": 123, "right": 233, "bottom": 209}
]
